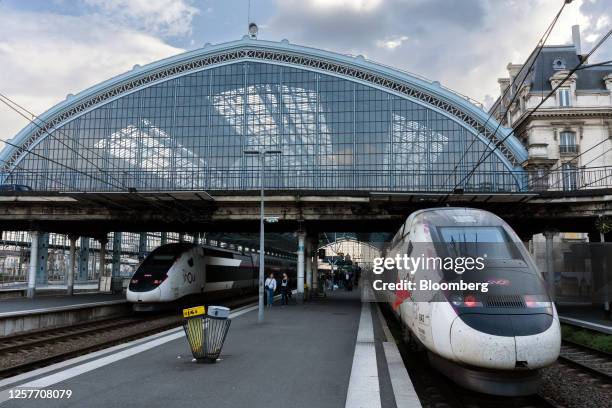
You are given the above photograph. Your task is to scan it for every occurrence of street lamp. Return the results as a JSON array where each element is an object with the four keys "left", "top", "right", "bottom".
[{"left": 244, "top": 149, "right": 282, "bottom": 323}]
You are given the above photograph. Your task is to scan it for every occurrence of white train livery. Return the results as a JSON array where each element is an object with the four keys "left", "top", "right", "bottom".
[{"left": 380, "top": 207, "right": 561, "bottom": 396}]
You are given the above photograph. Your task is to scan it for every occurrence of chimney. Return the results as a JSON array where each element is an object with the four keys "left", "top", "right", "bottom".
[{"left": 572, "top": 25, "right": 582, "bottom": 56}]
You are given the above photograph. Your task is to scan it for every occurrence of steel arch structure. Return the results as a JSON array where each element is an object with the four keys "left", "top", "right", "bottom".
[{"left": 0, "top": 37, "right": 528, "bottom": 193}]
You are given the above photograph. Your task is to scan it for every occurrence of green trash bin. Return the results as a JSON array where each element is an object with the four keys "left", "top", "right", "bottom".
[{"left": 183, "top": 306, "right": 231, "bottom": 363}]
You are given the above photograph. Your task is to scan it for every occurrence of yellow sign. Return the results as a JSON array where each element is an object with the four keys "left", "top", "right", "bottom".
[{"left": 183, "top": 305, "right": 205, "bottom": 318}]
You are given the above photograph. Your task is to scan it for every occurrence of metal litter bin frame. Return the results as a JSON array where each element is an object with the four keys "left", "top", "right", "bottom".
[{"left": 183, "top": 314, "right": 231, "bottom": 363}]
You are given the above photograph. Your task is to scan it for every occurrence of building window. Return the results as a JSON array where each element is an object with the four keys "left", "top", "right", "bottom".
[
  {"left": 552, "top": 58, "right": 566, "bottom": 70},
  {"left": 561, "top": 163, "right": 578, "bottom": 190},
  {"left": 559, "top": 131, "right": 577, "bottom": 154},
  {"left": 558, "top": 87, "right": 571, "bottom": 107}
]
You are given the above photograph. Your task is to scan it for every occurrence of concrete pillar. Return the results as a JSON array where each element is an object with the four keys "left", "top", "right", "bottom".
[
  {"left": 544, "top": 231, "right": 557, "bottom": 301},
  {"left": 67, "top": 235, "right": 78, "bottom": 296},
  {"left": 35, "top": 233, "right": 49, "bottom": 286},
  {"left": 297, "top": 232, "right": 305, "bottom": 302},
  {"left": 138, "top": 232, "right": 147, "bottom": 262},
  {"left": 99, "top": 236, "right": 108, "bottom": 278},
  {"left": 310, "top": 235, "right": 319, "bottom": 293},
  {"left": 160, "top": 232, "right": 167, "bottom": 246},
  {"left": 26, "top": 231, "right": 39, "bottom": 298},
  {"left": 178, "top": 233, "right": 185, "bottom": 243},
  {"left": 192, "top": 232, "right": 199, "bottom": 244},
  {"left": 112, "top": 232, "right": 122, "bottom": 277},
  {"left": 78, "top": 237, "right": 90, "bottom": 281},
  {"left": 306, "top": 239, "right": 313, "bottom": 295}
]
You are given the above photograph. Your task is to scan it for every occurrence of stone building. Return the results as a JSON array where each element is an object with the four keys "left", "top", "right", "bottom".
[{"left": 490, "top": 25, "right": 612, "bottom": 191}]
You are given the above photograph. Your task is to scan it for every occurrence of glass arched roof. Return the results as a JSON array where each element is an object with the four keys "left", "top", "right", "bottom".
[{"left": 0, "top": 37, "right": 527, "bottom": 193}]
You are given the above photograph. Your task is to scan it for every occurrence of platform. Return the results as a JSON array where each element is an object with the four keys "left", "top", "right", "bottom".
[
  {"left": 0, "top": 293, "right": 126, "bottom": 317},
  {"left": 0, "top": 281, "right": 100, "bottom": 293},
  {"left": 557, "top": 304, "right": 612, "bottom": 335},
  {"left": 0, "top": 291, "right": 421, "bottom": 408}
]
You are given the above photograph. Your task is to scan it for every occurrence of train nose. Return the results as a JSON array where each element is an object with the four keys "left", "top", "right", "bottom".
[
  {"left": 126, "top": 287, "right": 161, "bottom": 303},
  {"left": 450, "top": 316, "right": 516, "bottom": 369},
  {"left": 449, "top": 313, "right": 561, "bottom": 370}
]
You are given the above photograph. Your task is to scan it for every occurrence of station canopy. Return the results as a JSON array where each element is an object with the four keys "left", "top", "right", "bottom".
[{"left": 0, "top": 37, "right": 528, "bottom": 194}]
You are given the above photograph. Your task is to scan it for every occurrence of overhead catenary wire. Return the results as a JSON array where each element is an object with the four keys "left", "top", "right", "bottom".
[
  {"left": 0, "top": 100, "right": 128, "bottom": 193},
  {"left": 0, "top": 92, "right": 147, "bottom": 188},
  {"left": 0, "top": 93, "right": 130, "bottom": 191},
  {"left": 581, "top": 146, "right": 612, "bottom": 167},
  {"left": 0, "top": 135, "right": 125, "bottom": 191},
  {"left": 443, "top": 0, "right": 569, "bottom": 189},
  {"left": 457, "top": 25, "right": 612, "bottom": 190}
]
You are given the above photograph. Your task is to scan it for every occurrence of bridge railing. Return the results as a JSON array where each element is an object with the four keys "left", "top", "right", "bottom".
[{"left": 4, "top": 166, "right": 612, "bottom": 193}]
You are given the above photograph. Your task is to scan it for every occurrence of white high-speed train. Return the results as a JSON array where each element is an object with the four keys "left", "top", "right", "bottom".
[
  {"left": 380, "top": 207, "right": 561, "bottom": 396},
  {"left": 127, "top": 243, "right": 296, "bottom": 311}
]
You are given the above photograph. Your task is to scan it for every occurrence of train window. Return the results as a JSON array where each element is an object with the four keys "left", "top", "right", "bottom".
[
  {"left": 438, "top": 226, "right": 520, "bottom": 259},
  {"left": 188, "top": 258, "right": 194, "bottom": 267}
]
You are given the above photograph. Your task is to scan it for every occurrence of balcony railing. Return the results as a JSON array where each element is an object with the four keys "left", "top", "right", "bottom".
[
  {"left": 3, "top": 166, "right": 612, "bottom": 194},
  {"left": 559, "top": 144, "right": 579, "bottom": 154}
]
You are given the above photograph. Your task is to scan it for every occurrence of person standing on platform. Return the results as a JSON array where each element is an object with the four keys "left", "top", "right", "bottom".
[
  {"left": 280, "top": 273, "right": 289, "bottom": 305},
  {"left": 265, "top": 273, "right": 277, "bottom": 308}
]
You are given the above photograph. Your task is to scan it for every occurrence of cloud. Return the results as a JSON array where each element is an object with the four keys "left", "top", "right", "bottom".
[
  {"left": 308, "top": 0, "right": 383, "bottom": 12},
  {"left": 83, "top": 0, "right": 200, "bottom": 37},
  {"left": 376, "top": 35, "right": 409, "bottom": 50},
  {"left": 0, "top": 8, "right": 183, "bottom": 144},
  {"left": 265, "top": 0, "right": 611, "bottom": 106},
  {"left": 579, "top": 0, "right": 612, "bottom": 60}
]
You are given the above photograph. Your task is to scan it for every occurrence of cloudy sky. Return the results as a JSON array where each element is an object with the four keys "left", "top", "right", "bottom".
[{"left": 0, "top": 0, "right": 610, "bottom": 142}]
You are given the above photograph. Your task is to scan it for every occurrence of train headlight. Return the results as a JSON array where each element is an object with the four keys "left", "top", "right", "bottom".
[
  {"left": 450, "top": 294, "right": 463, "bottom": 306},
  {"left": 524, "top": 295, "right": 549, "bottom": 308},
  {"left": 463, "top": 295, "right": 481, "bottom": 308},
  {"left": 448, "top": 294, "right": 482, "bottom": 308}
]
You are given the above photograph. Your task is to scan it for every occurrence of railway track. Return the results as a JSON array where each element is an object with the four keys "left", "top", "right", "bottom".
[
  {"left": 0, "top": 314, "right": 182, "bottom": 378},
  {"left": 0, "top": 295, "right": 260, "bottom": 379},
  {"left": 558, "top": 340, "right": 612, "bottom": 382}
]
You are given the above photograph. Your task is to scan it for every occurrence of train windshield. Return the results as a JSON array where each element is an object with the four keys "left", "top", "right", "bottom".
[
  {"left": 438, "top": 226, "right": 521, "bottom": 260},
  {"left": 129, "top": 244, "right": 194, "bottom": 292}
]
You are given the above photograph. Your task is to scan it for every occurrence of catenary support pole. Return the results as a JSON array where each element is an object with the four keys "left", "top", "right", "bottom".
[{"left": 258, "top": 153, "right": 265, "bottom": 322}]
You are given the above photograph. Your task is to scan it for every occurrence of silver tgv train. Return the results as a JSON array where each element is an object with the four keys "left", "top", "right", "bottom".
[
  {"left": 127, "top": 243, "right": 296, "bottom": 311},
  {"left": 381, "top": 207, "right": 561, "bottom": 396}
]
